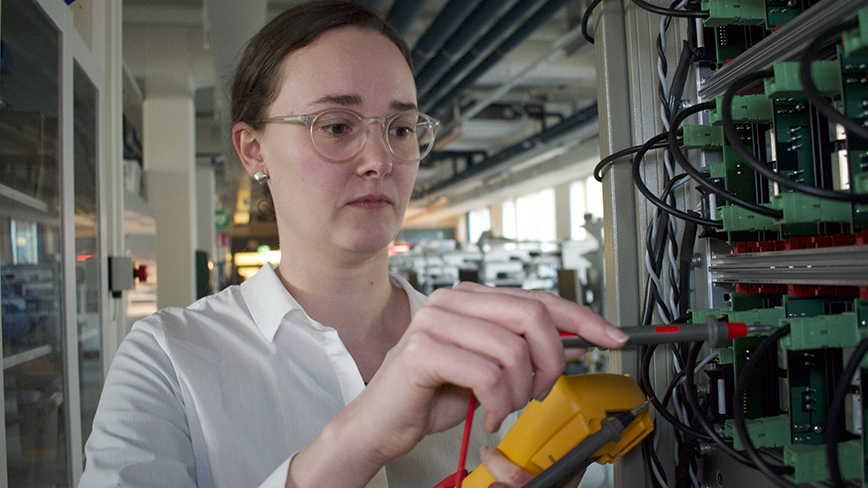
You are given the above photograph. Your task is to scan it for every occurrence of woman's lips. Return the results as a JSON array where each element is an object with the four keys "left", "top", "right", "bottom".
[{"left": 347, "top": 194, "right": 392, "bottom": 209}]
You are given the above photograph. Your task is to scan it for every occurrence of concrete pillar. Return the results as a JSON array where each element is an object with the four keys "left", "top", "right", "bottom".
[
  {"left": 143, "top": 96, "right": 197, "bottom": 309},
  {"left": 489, "top": 203, "right": 504, "bottom": 237},
  {"left": 554, "top": 182, "right": 572, "bottom": 241}
]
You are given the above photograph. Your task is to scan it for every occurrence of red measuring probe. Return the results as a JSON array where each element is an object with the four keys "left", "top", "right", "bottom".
[{"left": 561, "top": 319, "right": 774, "bottom": 349}]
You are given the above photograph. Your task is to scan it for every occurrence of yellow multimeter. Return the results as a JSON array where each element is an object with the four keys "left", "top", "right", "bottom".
[{"left": 460, "top": 374, "right": 654, "bottom": 488}]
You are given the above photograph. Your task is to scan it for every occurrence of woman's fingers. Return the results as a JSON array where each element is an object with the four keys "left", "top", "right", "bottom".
[
  {"left": 425, "top": 287, "right": 565, "bottom": 401},
  {"left": 480, "top": 445, "right": 584, "bottom": 488},
  {"left": 453, "top": 282, "right": 629, "bottom": 349},
  {"left": 480, "top": 445, "right": 533, "bottom": 488},
  {"left": 413, "top": 305, "right": 535, "bottom": 411}
]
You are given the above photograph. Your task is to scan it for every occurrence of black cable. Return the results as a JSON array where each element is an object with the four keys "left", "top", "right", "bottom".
[
  {"left": 668, "top": 101, "right": 784, "bottom": 218},
  {"left": 641, "top": 343, "right": 714, "bottom": 440},
  {"left": 643, "top": 435, "right": 669, "bottom": 488},
  {"left": 581, "top": 0, "right": 604, "bottom": 44},
  {"left": 826, "top": 338, "right": 868, "bottom": 488},
  {"left": 684, "top": 341, "right": 793, "bottom": 474},
  {"left": 642, "top": 174, "right": 691, "bottom": 326},
  {"left": 648, "top": 203, "right": 674, "bottom": 323},
  {"left": 632, "top": 133, "right": 724, "bottom": 228},
  {"left": 732, "top": 326, "right": 798, "bottom": 488},
  {"left": 721, "top": 70, "right": 868, "bottom": 204},
  {"left": 668, "top": 41, "right": 697, "bottom": 120},
  {"left": 630, "top": 0, "right": 708, "bottom": 18},
  {"left": 656, "top": 2, "right": 692, "bottom": 122},
  {"left": 595, "top": 139, "right": 670, "bottom": 182},
  {"left": 799, "top": 18, "right": 868, "bottom": 143}
]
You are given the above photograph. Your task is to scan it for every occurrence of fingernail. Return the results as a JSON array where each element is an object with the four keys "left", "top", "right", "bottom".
[
  {"left": 535, "top": 386, "right": 553, "bottom": 402},
  {"left": 607, "top": 327, "right": 629, "bottom": 343}
]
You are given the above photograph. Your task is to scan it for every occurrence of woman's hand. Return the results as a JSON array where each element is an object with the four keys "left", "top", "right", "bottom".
[
  {"left": 348, "top": 282, "right": 627, "bottom": 461},
  {"left": 288, "top": 282, "right": 626, "bottom": 487},
  {"left": 482, "top": 445, "right": 583, "bottom": 488}
]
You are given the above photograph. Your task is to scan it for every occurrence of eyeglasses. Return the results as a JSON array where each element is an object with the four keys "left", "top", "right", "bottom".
[{"left": 261, "top": 108, "right": 440, "bottom": 163}]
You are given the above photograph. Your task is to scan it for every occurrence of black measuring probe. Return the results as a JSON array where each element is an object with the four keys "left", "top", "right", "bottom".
[{"left": 561, "top": 318, "right": 774, "bottom": 349}]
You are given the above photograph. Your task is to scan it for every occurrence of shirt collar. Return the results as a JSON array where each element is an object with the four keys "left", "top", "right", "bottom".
[
  {"left": 240, "top": 263, "right": 429, "bottom": 343},
  {"left": 240, "top": 263, "right": 305, "bottom": 342}
]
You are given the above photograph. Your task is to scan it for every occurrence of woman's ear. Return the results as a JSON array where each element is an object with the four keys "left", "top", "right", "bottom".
[{"left": 232, "top": 122, "right": 267, "bottom": 179}]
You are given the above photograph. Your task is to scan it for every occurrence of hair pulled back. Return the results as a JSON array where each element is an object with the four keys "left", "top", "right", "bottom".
[{"left": 231, "top": 0, "right": 412, "bottom": 131}]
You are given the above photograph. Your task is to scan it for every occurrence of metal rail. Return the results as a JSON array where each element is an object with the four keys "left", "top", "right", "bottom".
[{"left": 709, "top": 245, "right": 868, "bottom": 286}]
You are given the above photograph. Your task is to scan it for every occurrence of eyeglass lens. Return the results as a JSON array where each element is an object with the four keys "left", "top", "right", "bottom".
[{"left": 310, "top": 110, "right": 435, "bottom": 162}]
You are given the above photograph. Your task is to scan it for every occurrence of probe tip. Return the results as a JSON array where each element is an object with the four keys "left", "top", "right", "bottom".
[{"left": 746, "top": 325, "right": 775, "bottom": 334}]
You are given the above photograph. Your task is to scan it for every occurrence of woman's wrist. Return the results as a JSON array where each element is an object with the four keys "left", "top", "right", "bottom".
[{"left": 285, "top": 408, "right": 387, "bottom": 488}]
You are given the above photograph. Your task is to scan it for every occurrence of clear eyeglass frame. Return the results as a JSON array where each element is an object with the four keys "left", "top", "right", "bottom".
[{"left": 260, "top": 108, "right": 440, "bottom": 163}]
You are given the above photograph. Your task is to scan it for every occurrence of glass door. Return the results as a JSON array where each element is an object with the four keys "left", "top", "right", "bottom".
[
  {"left": 73, "top": 60, "right": 101, "bottom": 455},
  {"left": 0, "top": 0, "right": 70, "bottom": 485}
]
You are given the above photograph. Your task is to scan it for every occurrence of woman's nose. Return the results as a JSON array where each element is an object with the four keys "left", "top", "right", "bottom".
[{"left": 355, "top": 123, "right": 393, "bottom": 177}]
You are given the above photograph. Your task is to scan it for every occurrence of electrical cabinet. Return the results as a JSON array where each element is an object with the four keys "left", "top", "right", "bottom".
[{"left": 595, "top": 0, "right": 868, "bottom": 486}]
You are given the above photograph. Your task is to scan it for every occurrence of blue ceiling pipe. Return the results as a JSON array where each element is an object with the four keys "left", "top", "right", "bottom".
[
  {"left": 417, "top": 0, "right": 545, "bottom": 109},
  {"left": 412, "top": 103, "right": 599, "bottom": 200},
  {"left": 386, "top": 0, "right": 430, "bottom": 37},
  {"left": 414, "top": 0, "right": 516, "bottom": 96},
  {"left": 422, "top": 0, "right": 573, "bottom": 115},
  {"left": 410, "top": 0, "right": 483, "bottom": 75}
]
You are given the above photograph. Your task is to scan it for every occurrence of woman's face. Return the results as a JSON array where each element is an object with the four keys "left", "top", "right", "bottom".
[{"left": 258, "top": 27, "right": 419, "bottom": 263}]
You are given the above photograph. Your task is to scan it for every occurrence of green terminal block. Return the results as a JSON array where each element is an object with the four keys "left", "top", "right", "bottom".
[
  {"left": 764, "top": 61, "right": 841, "bottom": 98},
  {"left": 717, "top": 204, "right": 778, "bottom": 232},
  {"left": 771, "top": 192, "right": 852, "bottom": 225},
  {"left": 779, "top": 312, "right": 860, "bottom": 350},
  {"left": 708, "top": 162, "right": 726, "bottom": 179},
  {"left": 727, "top": 306, "right": 785, "bottom": 326},
  {"left": 724, "top": 414, "right": 789, "bottom": 450},
  {"left": 681, "top": 125, "right": 725, "bottom": 149},
  {"left": 717, "top": 193, "right": 850, "bottom": 231},
  {"left": 688, "top": 307, "right": 731, "bottom": 324},
  {"left": 843, "top": 9, "right": 868, "bottom": 56},
  {"left": 710, "top": 94, "right": 773, "bottom": 125},
  {"left": 714, "top": 345, "right": 734, "bottom": 364},
  {"left": 701, "top": 0, "right": 766, "bottom": 28},
  {"left": 784, "top": 440, "right": 862, "bottom": 483}
]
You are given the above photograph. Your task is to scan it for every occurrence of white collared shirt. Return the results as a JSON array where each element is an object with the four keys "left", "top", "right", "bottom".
[{"left": 80, "top": 264, "right": 505, "bottom": 488}]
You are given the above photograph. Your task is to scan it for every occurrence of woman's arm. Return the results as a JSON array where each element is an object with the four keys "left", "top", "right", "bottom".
[
  {"left": 286, "top": 283, "right": 627, "bottom": 487},
  {"left": 79, "top": 324, "right": 199, "bottom": 487}
]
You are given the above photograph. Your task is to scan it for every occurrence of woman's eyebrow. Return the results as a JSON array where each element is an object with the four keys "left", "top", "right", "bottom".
[
  {"left": 309, "top": 94, "right": 363, "bottom": 107},
  {"left": 392, "top": 101, "right": 418, "bottom": 112}
]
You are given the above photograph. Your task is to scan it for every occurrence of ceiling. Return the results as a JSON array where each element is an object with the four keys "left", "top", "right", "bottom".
[{"left": 121, "top": 0, "right": 603, "bottom": 228}]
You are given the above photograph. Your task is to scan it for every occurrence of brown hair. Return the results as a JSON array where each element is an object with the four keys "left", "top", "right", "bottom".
[{"left": 231, "top": 0, "right": 413, "bottom": 131}]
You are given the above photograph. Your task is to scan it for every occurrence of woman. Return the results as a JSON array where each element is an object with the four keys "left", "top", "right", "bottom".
[{"left": 80, "top": 2, "right": 627, "bottom": 487}]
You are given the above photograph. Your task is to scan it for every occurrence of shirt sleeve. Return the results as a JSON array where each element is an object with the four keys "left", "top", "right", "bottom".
[
  {"left": 79, "top": 322, "right": 200, "bottom": 487},
  {"left": 258, "top": 458, "right": 292, "bottom": 488}
]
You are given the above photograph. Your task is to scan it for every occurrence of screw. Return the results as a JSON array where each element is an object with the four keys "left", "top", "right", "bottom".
[
  {"left": 691, "top": 253, "right": 702, "bottom": 269},
  {"left": 814, "top": 425, "right": 823, "bottom": 434}
]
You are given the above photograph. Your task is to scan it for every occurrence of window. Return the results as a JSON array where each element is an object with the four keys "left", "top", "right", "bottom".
[
  {"left": 570, "top": 180, "right": 587, "bottom": 239},
  {"left": 467, "top": 207, "right": 491, "bottom": 246}
]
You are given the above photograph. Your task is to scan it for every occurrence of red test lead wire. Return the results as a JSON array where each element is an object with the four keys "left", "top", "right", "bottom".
[{"left": 453, "top": 396, "right": 476, "bottom": 488}]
